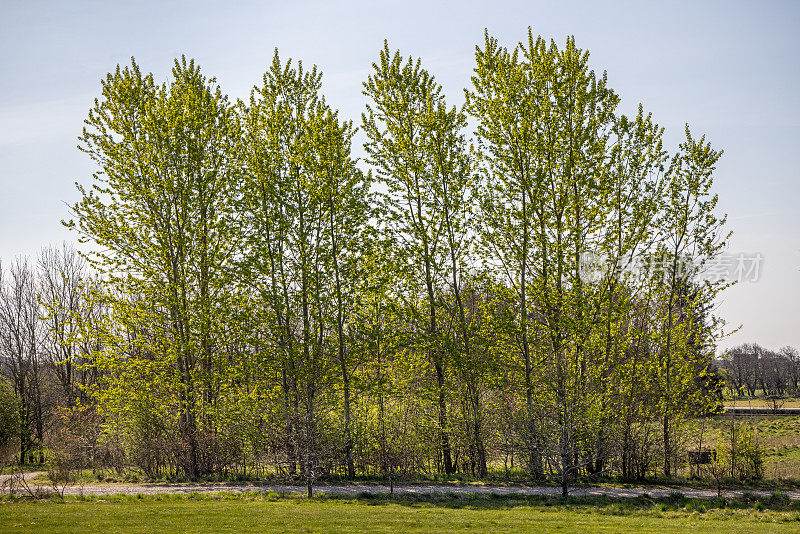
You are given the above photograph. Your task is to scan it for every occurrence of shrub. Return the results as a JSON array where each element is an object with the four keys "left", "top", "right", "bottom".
[
  {"left": 666, "top": 491, "right": 686, "bottom": 503},
  {"left": 0, "top": 381, "right": 20, "bottom": 450},
  {"left": 768, "top": 491, "right": 791, "bottom": 506}
]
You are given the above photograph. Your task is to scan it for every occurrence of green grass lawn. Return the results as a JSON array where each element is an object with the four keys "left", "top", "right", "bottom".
[{"left": 1, "top": 494, "right": 799, "bottom": 533}]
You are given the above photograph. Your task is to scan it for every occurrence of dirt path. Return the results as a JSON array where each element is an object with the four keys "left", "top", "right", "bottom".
[
  {"left": 9, "top": 480, "right": 796, "bottom": 500},
  {"left": 0, "top": 471, "right": 44, "bottom": 484}
]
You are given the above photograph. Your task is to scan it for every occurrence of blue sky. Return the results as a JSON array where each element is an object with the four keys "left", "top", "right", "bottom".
[{"left": 1, "top": 0, "right": 798, "bottom": 351}]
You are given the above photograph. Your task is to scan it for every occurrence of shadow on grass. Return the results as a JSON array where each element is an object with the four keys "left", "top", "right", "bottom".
[{"left": 337, "top": 490, "right": 800, "bottom": 513}]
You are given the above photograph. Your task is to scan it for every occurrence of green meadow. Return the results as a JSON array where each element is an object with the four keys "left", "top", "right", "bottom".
[{"left": 2, "top": 493, "right": 800, "bottom": 533}]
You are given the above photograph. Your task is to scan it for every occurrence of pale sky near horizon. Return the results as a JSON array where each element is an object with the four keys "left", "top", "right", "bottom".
[{"left": 1, "top": 0, "right": 798, "bottom": 353}]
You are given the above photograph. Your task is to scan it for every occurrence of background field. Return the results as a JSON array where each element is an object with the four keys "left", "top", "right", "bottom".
[
  {"left": 704, "top": 414, "right": 800, "bottom": 481},
  {"left": 725, "top": 399, "right": 800, "bottom": 409}
]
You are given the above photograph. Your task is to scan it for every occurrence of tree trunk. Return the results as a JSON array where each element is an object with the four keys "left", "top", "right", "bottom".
[{"left": 436, "top": 362, "right": 454, "bottom": 474}]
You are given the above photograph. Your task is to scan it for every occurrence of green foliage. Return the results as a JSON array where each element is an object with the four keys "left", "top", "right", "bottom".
[
  {"left": 68, "top": 56, "right": 245, "bottom": 477},
  {"left": 0, "top": 379, "right": 19, "bottom": 448},
  {"left": 56, "top": 30, "right": 735, "bottom": 488}
]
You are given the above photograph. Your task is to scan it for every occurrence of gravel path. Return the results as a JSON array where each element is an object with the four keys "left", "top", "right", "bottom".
[
  {"left": 2, "top": 470, "right": 797, "bottom": 500},
  {"left": 0, "top": 471, "right": 44, "bottom": 484},
  {"left": 6, "top": 479, "right": 796, "bottom": 500}
]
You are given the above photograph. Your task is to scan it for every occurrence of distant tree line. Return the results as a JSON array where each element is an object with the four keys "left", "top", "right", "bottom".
[
  {"left": 1, "top": 30, "right": 731, "bottom": 497},
  {"left": 0, "top": 246, "right": 103, "bottom": 465},
  {"left": 717, "top": 344, "right": 800, "bottom": 398}
]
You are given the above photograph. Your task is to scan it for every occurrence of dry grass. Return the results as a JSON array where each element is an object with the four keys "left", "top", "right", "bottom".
[
  {"left": 725, "top": 398, "right": 800, "bottom": 409},
  {"left": 700, "top": 414, "right": 800, "bottom": 481}
]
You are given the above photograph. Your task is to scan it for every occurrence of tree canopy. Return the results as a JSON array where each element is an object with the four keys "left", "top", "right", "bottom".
[{"left": 0, "top": 30, "right": 737, "bottom": 494}]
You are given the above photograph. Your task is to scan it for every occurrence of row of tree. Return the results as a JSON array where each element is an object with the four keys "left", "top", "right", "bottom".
[
  {"left": 0, "top": 246, "right": 102, "bottom": 464},
  {"left": 2, "top": 31, "right": 731, "bottom": 496},
  {"left": 718, "top": 344, "right": 800, "bottom": 398}
]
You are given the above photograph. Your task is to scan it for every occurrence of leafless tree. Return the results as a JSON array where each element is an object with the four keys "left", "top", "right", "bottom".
[{"left": 0, "top": 259, "right": 47, "bottom": 463}]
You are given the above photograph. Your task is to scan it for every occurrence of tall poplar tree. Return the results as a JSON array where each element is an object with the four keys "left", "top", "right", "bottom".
[
  {"left": 363, "top": 42, "right": 473, "bottom": 474},
  {"left": 657, "top": 127, "right": 728, "bottom": 477},
  {"left": 241, "top": 51, "right": 370, "bottom": 491},
  {"left": 68, "top": 57, "right": 241, "bottom": 477}
]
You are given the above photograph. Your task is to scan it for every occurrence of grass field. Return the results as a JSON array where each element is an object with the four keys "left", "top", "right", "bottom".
[
  {"left": 703, "top": 414, "right": 800, "bottom": 480},
  {"left": 1, "top": 493, "right": 800, "bottom": 533}
]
